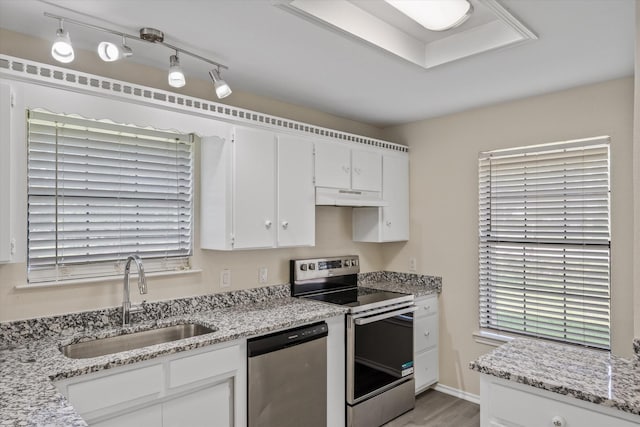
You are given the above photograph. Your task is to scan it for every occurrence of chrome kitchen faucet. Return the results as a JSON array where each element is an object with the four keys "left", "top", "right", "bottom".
[{"left": 122, "top": 255, "right": 148, "bottom": 327}]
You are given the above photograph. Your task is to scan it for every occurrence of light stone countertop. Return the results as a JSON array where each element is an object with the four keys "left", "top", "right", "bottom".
[
  {"left": 470, "top": 338, "right": 640, "bottom": 417},
  {"left": 0, "top": 296, "right": 347, "bottom": 426}
]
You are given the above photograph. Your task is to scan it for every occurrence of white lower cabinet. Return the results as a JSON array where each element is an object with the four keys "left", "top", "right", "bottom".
[
  {"left": 56, "top": 341, "right": 245, "bottom": 427},
  {"left": 92, "top": 404, "right": 162, "bottom": 427},
  {"left": 413, "top": 295, "right": 439, "bottom": 394},
  {"left": 480, "top": 375, "right": 640, "bottom": 427},
  {"left": 163, "top": 381, "right": 232, "bottom": 427}
]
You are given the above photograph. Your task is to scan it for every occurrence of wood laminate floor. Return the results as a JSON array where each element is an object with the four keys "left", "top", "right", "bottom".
[{"left": 383, "top": 389, "right": 480, "bottom": 427}]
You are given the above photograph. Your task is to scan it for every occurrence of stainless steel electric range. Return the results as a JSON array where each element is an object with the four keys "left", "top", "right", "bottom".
[{"left": 291, "top": 255, "right": 416, "bottom": 427}]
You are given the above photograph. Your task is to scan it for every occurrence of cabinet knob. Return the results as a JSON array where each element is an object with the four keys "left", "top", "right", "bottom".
[
  {"left": 264, "top": 220, "right": 272, "bottom": 229},
  {"left": 354, "top": 167, "right": 361, "bottom": 175},
  {"left": 281, "top": 221, "right": 289, "bottom": 229},
  {"left": 552, "top": 416, "right": 566, "bottom": 427},
  {"left": 385, "top": 221, "right": 392, "bottom": 227},
  {"left": 342, "top": 166, "right": 350, "bottom": 174},
  {"left": 424, "top": 306, "right": 430, "bottom": 311}
]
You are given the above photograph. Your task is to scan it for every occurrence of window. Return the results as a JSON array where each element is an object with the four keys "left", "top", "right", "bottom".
[
  {"left": 27, "top": 110, "right": 193, "bottom": 283},
  {"left": 478, "top": 137, "right": 610, "bottom": 349}
]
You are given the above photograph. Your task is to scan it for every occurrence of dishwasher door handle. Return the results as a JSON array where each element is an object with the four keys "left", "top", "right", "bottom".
[{"left": 354, "top": 306, "right": 417, "bottom": 325}]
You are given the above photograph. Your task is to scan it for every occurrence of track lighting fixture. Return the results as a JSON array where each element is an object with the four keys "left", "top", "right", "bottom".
[
  {"left": 209, "top": 67, "right": 232, "bottom": 99},
  {"left": 51, "top": 19, "right": 74, "bottom": 63},
  {"left": 45, "top": 12, "right": 231, "bottom": 97},
  {"left": 168, "top": 52, "right": 186, "bottom": 88}
]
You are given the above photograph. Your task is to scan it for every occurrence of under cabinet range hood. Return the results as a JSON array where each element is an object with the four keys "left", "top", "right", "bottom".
[{"left": 315, "top": 187, "right": 387, "bottom": 207}]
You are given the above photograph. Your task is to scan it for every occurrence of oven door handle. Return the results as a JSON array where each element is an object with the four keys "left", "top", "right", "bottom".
[{"left": 354, "top": 306, "right": 417, "bottom": 325}]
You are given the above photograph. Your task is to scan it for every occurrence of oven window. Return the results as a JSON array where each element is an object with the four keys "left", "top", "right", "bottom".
[{"left": 353, "top": 313, "right": 413, "bottom": 400}]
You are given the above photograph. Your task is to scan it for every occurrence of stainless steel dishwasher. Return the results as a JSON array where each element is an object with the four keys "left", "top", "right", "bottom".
[{"left": 247, "top": 322, "right": 328, "bottom": 427}]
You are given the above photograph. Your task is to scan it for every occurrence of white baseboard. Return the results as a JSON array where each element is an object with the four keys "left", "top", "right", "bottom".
[{"left": 433, "top": 383, "right": 481, "bottom": 405}]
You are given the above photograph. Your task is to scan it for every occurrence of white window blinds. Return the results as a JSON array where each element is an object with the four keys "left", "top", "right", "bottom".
[
  {"left": 27, "top": 110, "right": 193, "bottom": 283},
  {"left": 478, "top": 137, "right": 611, "bottom": 349}
]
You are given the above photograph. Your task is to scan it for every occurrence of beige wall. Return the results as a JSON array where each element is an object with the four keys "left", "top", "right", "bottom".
[
  {"left": 0, "top": 29, "right": 386, "bottom": 321},
  {"left": 383, "top": 77, "right": 635, "bottom": 395},
  {"left": 633, "top": 0, "right": 640, "bottom": 340}
]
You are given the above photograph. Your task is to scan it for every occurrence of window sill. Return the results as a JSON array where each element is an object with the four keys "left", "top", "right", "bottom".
[
  {"left": 15, "top": 268, "right": 203, "bottom": 289},
  {"left": 473, "top": 330, "right": 516, "bottom": 347}
]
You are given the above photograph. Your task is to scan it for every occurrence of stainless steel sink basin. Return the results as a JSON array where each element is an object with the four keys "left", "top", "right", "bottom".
[{"left": 61, "top": 323, "right": 217, "bottom": 359}]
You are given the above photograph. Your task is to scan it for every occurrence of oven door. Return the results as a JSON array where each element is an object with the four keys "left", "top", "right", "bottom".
[{"left": 346, "top": 304, "right": 416, "bottom": 405}]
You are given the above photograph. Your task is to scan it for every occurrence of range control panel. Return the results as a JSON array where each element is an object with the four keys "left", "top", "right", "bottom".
[{"left": 292, "top": 255, "right": 360, "bottom": 282}]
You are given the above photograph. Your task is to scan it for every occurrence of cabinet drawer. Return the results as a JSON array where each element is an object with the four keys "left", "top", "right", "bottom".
[
  {"left": 414, "top": 315, "right": 438, "bottom": 353},
  {"left": 169, "top": 344, "right": 240, "bottom": 388},
  {"left": 67, "top": 364, "right": 163, "bottom": 414},
  {"left": 487, "top": 380, "right": 640, "bottom": 427},
  {"left": 414, "top": 296, "right": 437, "bottom": 318},
  {"left": 414, "top": 348, "right": 438, "bottom": 392}
]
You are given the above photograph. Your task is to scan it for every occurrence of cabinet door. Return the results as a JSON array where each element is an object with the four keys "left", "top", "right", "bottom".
[
  {"left": 92, "top": 404, "right": 162, "bottom": 427},
  {"left": 351, "top": 149, "right": 382, "bottom": 192},
  {"left": 233, "top": 127, "right": 276, "bottom": 249},
  {"left": 277, "top": 135, "right": 315, "bottom": 247},
  {"left": 381, "top": 153, "right": 409, "bottom": 241},
  {"left": 163, "top": 380, "right": 233, "bottom": 427},
  {"left": 0, "top": 83, "right": 12, "bottom": 262},
  {"left": 414, "top": 348, "right": 438, "bottom": 393},
  {"left": 314, "top": 142, "right": 350, "bottom": 189}
]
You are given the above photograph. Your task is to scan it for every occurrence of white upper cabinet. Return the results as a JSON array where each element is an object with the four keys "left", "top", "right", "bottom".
[
  {"left": 353, "top": 151, "right": 409, "bottom": 242},
  {"left": 0, "top": 83, "right": 12, "bottom": 263},
  {"left": 277, "top": 135, "right": 315, "bottom": 247},
  {"left": 233, "top": 127, "right": 277, "bottom": 249},
  {"left": 315, "top": 142, "right": 382, "bottom": 192},
  {"left": 200, "top": 125, "right": 315, "bottom": 250},
  {"left": 351, "top": 149, "right": 382, "bottom": 192}
]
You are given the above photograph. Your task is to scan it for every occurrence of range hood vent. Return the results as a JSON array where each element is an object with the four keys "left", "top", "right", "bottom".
[{"left": 315, "top": 187, "right": 387, "bottom": 207}]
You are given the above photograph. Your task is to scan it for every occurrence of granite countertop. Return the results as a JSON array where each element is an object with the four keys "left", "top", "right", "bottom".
[
  {"left": 358, "top": 271, "right": 442, "bottom": 297},
  {"left": 470, "top": 338, "right": 640, "bottom": 417},
  {"left": 0, "top": 296, "right": 347, "bottom": 426}
]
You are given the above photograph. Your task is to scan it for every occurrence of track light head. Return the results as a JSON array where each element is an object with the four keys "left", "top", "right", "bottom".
[
  {"left": 97, "top": 41, "right": 120, "bottom": 62},
  {"left": 168, "top": 53, "right": 186, "bottom": 88},
  {"left": 209, "top": 68, "right": 232, "bottom": 99},
  {"left": 51, "top": 21, "right": 74, "bottom": 63},
  {"left": 97, "top": 35, "right": 132, "bottom": 62}
]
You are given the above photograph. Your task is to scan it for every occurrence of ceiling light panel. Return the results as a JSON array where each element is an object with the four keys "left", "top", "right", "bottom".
[
  {"left": 384, "top": 0, "right": 473, "bottom": 32},
  {"left": 277, "top": 0, "right": 537, "bottom": 69}
]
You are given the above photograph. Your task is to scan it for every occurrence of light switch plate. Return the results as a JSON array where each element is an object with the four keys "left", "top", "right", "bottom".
[
  {"left": 409, "top": 257, "right": 417, "bottom": 272},
  {"left": 259, "top": 267, "right": 268, "bottom": 284},
  {"left": 220, "top": 269, "right": 231, "bottom": 288}
]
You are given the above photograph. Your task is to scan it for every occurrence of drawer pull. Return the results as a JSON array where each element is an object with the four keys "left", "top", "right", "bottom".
[
  {"left": 552, "top": 416, "right": 566, "bottom": 427},
  {"left": 424, "top": 331, "right": 430, "bottom": 337},
  {"left": 424, "top": 306, "right": 430, "bottom": 311}
]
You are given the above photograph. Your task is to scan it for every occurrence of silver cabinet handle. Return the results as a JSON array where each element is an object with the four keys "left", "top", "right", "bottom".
[
  {"left": 354, "top": 306, "right": 417, "bottom": 325},
  {"left": 265, "top": 220, "right": 272, "bottom": 229},
  {"left": 424, "top": 331, "right": 430, "bottom": 337},
  {"left": 281, "top": 221, "right": 289, "bottom": 229},
  {"left": 385, "top": 221, "right": 392, "bottom": 227}
]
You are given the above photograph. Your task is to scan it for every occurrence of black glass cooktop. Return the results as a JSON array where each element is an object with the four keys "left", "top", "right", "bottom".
[{"left": 304, "top": 287, "right": 412, "bottom": 312}]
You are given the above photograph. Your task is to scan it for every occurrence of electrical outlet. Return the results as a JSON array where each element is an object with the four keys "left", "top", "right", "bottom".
[
  {"left": 409, "top": 257, "right": 417, "bottom": 272},
  {"left": 259, "top": 267, "right": 268, "bottom": 284},
  {"left": 220, "top": 269, "right": 231, "bottom": 288}
]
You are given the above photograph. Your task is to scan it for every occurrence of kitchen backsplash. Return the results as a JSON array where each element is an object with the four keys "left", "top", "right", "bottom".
[{"left": 358, "top": 271, "right": 442, "bottom": 290}]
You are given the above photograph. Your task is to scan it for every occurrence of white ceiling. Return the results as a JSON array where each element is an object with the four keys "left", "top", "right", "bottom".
[{"left": 0, "top": 0, "right": 635, "bottom": 127}]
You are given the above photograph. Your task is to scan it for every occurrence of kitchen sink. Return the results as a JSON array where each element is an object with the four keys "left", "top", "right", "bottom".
[{"left": 60, "top": 323, "right": 217, "bottom": 359}]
